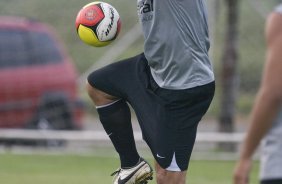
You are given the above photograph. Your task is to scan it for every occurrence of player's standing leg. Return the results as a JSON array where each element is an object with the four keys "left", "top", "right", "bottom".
[{"left": 155, "top": 162, "right": 186, "bottom": 184}]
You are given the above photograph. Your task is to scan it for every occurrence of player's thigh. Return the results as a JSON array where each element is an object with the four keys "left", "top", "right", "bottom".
[
  {"left": 87, "top": 53, "right": 145, "bottom": 99},
  {"left": 153, "top": 81, "right": 215, "bottom": 171},
  {"left": 86, "top": 82, "right": 119, "bottom": 105}
]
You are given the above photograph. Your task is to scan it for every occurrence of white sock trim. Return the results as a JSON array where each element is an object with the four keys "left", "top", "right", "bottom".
[
  {"left": 166, "top": 152, "right": 181, "bottom": 171},
  {"left": 95, "top": 99, "right": 122, "bottom": 109}
]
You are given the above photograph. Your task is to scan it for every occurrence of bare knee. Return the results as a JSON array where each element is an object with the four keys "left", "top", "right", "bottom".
[
  {"left": 86, "top": 82, "right": 119, "bottom": 106},
  {"left": 155, "top": 167, "right": 167, "bottom": 184},
  {"left": 155, "top": 161, "right": 186, "bottom": 184}
]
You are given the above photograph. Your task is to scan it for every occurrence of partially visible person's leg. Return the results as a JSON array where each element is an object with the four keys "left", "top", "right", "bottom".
[{"left": 155, "top": 161, "right": 186, "bottom": 184}]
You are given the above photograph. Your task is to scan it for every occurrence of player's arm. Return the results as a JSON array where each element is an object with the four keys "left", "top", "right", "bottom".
[
  {"left": 240, "top": 11, "right": 282, "bottom": 163},
  {"left": 234, "top": 12, "right": 282, "bottom": 184}
]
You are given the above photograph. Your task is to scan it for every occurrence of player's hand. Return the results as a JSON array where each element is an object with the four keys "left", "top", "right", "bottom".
[{"left": 233, "top": 158, "right": 252, "bottom": 184}]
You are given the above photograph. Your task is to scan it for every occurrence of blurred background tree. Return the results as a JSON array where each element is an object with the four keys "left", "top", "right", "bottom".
[{"left": 218, "top": 0, "right": 240, "bottom": 150}]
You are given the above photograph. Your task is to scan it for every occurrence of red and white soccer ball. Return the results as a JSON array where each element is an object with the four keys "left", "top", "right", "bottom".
[{"left": 75, "top": 1, "right": 121, "bottom": 47}]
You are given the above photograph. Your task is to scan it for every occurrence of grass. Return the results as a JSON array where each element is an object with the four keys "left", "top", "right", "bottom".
[{"left": 0, "top": 153, "right": 259, "bottom": 184}]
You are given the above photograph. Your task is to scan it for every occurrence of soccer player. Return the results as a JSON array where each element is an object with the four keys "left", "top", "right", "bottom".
[
  {"left": 233, "top": 4, "right": 282, "bottom": 184},
  {"left": 87, "top": 0, "right": 215, "bottom": 183}
]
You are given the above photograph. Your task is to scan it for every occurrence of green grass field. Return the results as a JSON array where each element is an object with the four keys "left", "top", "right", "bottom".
[{"left": 0, "top": 153, "right": 259, "bottom": 184}]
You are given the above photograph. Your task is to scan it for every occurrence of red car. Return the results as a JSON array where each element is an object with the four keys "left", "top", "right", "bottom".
[{"left": 0, "top": 16, "right": 83, "bottom": 130}]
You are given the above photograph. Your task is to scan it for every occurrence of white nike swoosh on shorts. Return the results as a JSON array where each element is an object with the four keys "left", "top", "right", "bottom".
[{"left": 156, "top": 154, "right": 165, "bottom": 159}]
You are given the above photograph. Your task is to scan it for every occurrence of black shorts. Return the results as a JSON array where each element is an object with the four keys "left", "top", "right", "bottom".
[
  {"left": 87, "top": 53, "right": 215, "bottom": 171},
  {"left": 261, "top": 179, "right": 282, "bottom": 184}
]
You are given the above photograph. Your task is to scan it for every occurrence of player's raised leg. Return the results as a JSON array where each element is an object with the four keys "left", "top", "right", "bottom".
[
  {"left": 87, "top": 82, "right": 140, "bottom": 168},
  {"left": 86, "top": 82, "right": 153, "bottom": 184}
]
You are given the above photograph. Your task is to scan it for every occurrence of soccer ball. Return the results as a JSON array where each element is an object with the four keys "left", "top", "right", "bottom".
[{"left": 75, "top": 1, "right": 121, "bottom": 47}]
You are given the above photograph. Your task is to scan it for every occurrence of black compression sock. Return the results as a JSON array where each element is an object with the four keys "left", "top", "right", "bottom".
[{"left": 97, "top": 100, "right": 140, "bottom": 168}]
